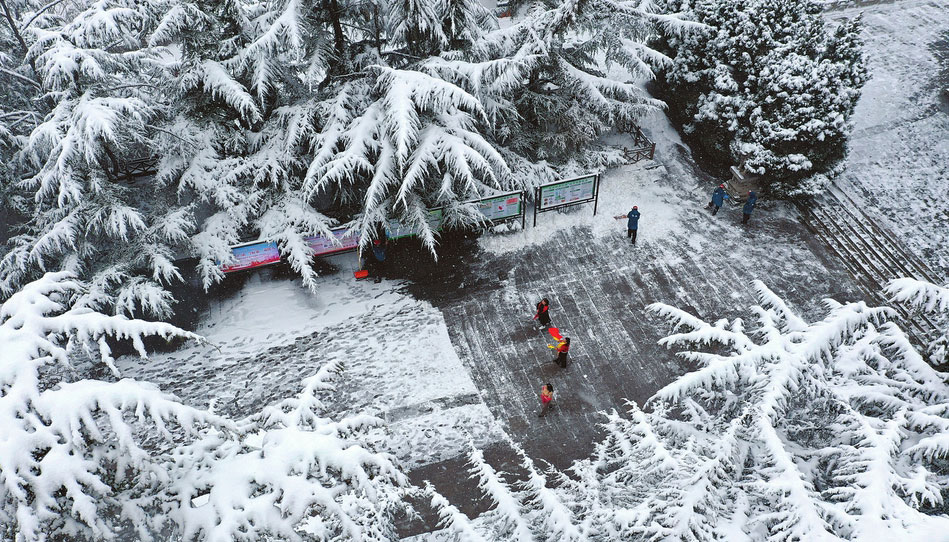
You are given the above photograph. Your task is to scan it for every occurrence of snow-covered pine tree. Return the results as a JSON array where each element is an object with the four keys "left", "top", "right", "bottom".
[
  {"left": 303, "top": 67, "right": 513, "bottom": 251},
  {"left": 169, "top": 359, "right": 412, "bottom": 541},
  {"left": 459, "top": 443, "right": 586, "bottom": 540},
  {"left": 146, "top": 0, "right": 340, "bottom": 292},
  {"left": 653, "top": 0, "right": 867, "bottom": 192},
  {"left": 456, "top": 0, "right": 686, "bottom": 171},
  {"left": 1, "top": 272, "right": 418, "bottom": 541},
  {"left": 0, "top": 0, "right": 45, "bottom": 196},
  {"left": 885, "top": 277, "right": 949, "bottom": 366},
  {"left": 0, "top": 0, "right": 192, "bottom": 316},
  {"left": 641, "top": 280, "right": 949, "bottom": 539},
  {"left": 0, "top": 271, "right": 228, "bottom": 540},
  {"left": 737, "top": 2, "right": 869, "bottom": 193}
]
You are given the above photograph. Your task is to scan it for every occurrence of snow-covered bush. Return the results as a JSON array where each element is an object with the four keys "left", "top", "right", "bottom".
[
  {"left": 653, "top": 0, "right": 868, "bottom": 192},
  {"left": 0, "top": 272, "right": 414, "bottom": 541}
]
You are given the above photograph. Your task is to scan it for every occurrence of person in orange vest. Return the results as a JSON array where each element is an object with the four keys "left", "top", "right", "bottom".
[
  {"left": 534, "top": 298, "right": 551, "bottom": 328},
  {"left": 538, "top": 383, "right": 554, "bottom": 417},
  {"left": 552, "top": 337, "right": 570, "bottom": 368}
]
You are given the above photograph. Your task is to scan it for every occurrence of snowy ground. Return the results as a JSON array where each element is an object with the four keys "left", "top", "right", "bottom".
[
  {"left": 113, "top": 107, "right": 873, "bottom": 537},
  {"left": 116, "top": 270, "right": 507, "bottom": 472},
  {"left": 109, "top": 5, "right": 949, "bottom": 535},
  {"left": 827, "top": 0, "right": 949, "bottom": 274}
]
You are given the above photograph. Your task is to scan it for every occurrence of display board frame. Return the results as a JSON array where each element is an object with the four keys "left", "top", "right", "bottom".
[
  {"left": 533, "top": 174, "right": 600, "bottom": 226},
  {"left": 386, "top": 207, "right": 445, "bottom": 240},
  {"left": 304, "top": 227, "right": 361, "bottom": 257},
  {"left": 220, "top": 239, "right": 282, "bottom": 273},
  {"left": 472, "top": 190, "right": 526, "bottom": 230}
]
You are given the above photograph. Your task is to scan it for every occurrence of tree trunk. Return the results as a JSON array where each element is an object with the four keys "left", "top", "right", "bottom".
[
  {"left": 326, "top": 0, "right": 345, "bottom": 63},
  {"left": 0, "top": 0, "right": 41, "bottom": 83}
]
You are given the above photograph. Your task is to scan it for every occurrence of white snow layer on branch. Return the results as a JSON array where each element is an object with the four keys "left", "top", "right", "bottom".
[
  {"left": 0, "top": 271, "right": 221, "bottom": 541},
  {"left": 885, "top": 278, "right": 949, "bottom": 314},
  {"left": 640, "top": 282, "right": 949, "bottom": 540},
  {"left": 1, "top": 272, "right": 417, "bottom": 540}
]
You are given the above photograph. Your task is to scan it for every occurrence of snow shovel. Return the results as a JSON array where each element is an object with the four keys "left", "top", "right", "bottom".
[{"left": 353, "top": 249, "right": 369, "bottom": 279}]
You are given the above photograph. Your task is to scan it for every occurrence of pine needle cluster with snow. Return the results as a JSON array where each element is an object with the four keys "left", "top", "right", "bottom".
[
  {"left": 0, "top": 0, "right": 695, "bottom": 313},
  {"left": 0, "top": 272, "right": 419, "bottom": 541},
  {"left": 438, "top": 281, "right": 949, "bottom": 541},
  {"left": 885, "top": 277, "right": 949, "bottom": 367}
]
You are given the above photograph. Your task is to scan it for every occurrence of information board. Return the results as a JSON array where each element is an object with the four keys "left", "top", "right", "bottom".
[
  {"left": 538, "top": 175, "right": 597, "bottom": 211},
  {"left": 304, "top": 228, "right": 360, "bottom": 256},
  {"left": 221, "top": 240, "right": 281, "bottom": 273},
  {"left": 476, "top": 192, "right": 523, "bottom": 222},
  {"left": 386, "top": 208, "right": 444, "bottom": 239}
]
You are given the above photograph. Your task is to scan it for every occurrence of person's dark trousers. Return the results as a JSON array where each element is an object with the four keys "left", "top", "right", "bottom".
[
  {"left": 628, "top": 229, "right": 638, "bottom": 244},
  {"left": 742, "top": 213, "right": 751, "bottom": 225},
  {"left": 556, "top": 353, "right": 567, "bottom": 368},
  {"left": 712, "top": 205, "right": 720, "bottom": 216}
]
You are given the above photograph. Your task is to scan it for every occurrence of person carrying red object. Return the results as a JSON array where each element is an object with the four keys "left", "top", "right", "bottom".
[
  {"left": 533, "top": 298, "right": 551, "bottom": 328},
  {"left": 538, "top": 383, "right": 554, "bottom": 417},
  {"left": 552, "top": 337, "right": 570, "bottom": 368}
]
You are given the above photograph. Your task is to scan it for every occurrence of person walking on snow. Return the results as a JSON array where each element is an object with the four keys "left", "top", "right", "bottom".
[
  {"left": 741, "top": 191, "right": 758, "bottom": 225},
  {"left": 552, "top": 337, "right": 570, "bottom": 368},
  {"left": 627, "top": 206, "right": 641, "bottom": 244},
  {"left": 538, "top": 383, "right": 554, "bottom": 417},
  {"left": 707, "top": 184, "right": 727, "bottom": 215},
  {"left": 534, "top": 298, "right": 551, "bottom": 328},
  {"left": 371, "top": 237, "right": 388, "bottom": 283}
]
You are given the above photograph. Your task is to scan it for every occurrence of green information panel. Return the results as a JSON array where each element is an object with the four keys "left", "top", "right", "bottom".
[
  {"left": 476, "top": 192, "right": 523, "bottom": 222},
  {"left": 538, "top": 175, "right": 596, "bottom": 211},
  {"left": 386, "top": 208, "right": 444, "bottom": 239}
]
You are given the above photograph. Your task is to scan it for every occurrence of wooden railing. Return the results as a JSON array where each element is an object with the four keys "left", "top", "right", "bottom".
[
  {"left": 620, "top": 125, "right": 656, "bottom": 164},
  {"left": 105, "top": 156, "right": 158, "bottom": 181}
]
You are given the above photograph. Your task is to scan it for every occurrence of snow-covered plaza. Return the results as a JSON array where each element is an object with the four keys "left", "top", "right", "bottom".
[{"left": 2, "top": 0, "right": 949, "bottom": 540}]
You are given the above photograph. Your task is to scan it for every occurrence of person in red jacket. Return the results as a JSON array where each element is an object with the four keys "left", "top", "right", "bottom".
[
  {"left": 534, "top": 298, "right": 551, "bottom": 328},
  {"left": 538, "top": 383, "right": 554, "bottom": 417},
  {"left": 553, "top": 337, "right": 570, "bottom": 368}
]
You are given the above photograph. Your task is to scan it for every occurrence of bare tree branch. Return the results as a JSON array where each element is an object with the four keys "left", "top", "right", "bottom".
[
  {"left": 24, "top": 0, "right": 69, "bottom": 29},
  {"left": 0, "top": 66, "right": 41, "bottom": 89}
]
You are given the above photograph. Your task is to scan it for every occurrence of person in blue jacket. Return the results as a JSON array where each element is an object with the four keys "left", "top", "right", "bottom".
[
  {"left": 741, "top": 191, "right": 758, "bottom": 225},
  {"left": 371, "top": 236, "right": 388, "bottom": 283},
  {"left": 626, "top": 206, "right": 641, "bottom": 244},
  {"left": 707, "top": 184, "right": 727, "bottom": 215}
]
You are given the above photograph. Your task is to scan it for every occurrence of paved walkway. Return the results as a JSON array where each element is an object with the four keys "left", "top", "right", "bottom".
[{"left": 390, "top": 138, "right": 868, "bottom": 533}]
